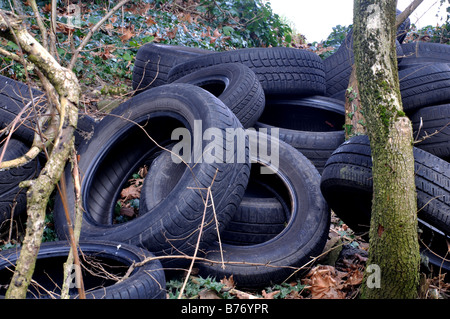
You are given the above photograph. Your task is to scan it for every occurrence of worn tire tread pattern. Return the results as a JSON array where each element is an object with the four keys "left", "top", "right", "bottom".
[{"left": 168, "top": 47, "right": 326, "bottom": 97}]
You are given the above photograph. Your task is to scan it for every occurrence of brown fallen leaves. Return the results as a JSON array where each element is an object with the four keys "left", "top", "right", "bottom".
[
  {"left": 116, "top": 165, "right": 148, "bottom": 220},
  {"left": 194, "top": 258, "right": 364, "bottom": 300},
  {"left": 302, "top": 265, "right": 364, "bottom": 299}
]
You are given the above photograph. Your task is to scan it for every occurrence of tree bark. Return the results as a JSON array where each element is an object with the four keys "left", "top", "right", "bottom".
[
  {"left": 353, "top": 0, "right": 420, "bottom": 299},
  {"left": 344, "top": 64, "right": 366, "bottom": 138},
  {"left": 0, "top": 10, "right": 80, "bottom": 299}
]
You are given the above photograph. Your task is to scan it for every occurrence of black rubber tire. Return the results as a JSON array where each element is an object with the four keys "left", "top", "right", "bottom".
[
  {"left": 167, "top": 47, "right": 326, "bottom": 98},
  {"left": 74, "top": 114, "right": 97, "bottom": 150},
  {"left": 132, "top": 43, "right": 212, "bottom": 94},
  {"left": 0, "top": 74, "right": 47, "bottom": 143},
  {"left": 53, "top": 83, "right": 250, "bottom": 268},
  {"left": 172, "top": 63, "right": 265, "bottom": 128},
  {"left": 0, "top": 138, "right": 41, "bottom": 225},
  {"left": 399, "top": 63, "right": 450, "bottom": 113},
  {"left": 220, "top": 181, "right": 288, "bottom": 246},
  {"left": 254, "top": 96, "right": 346, "bottom": 173},
  {"left": 0, "top": 75, "right": 96, "bottom": 149},
  {"left": 399, "top": 42, "right": 450, "bottom": 69},
  {"left": 0, "top": 240, "right": 166, "bottom": 299},
  {"left": 320, "top": 135, "right": 450, "bottom": 235},
  {"left": 410, "top": 104, "right": 450, "bottom": 160},
  {"left": 196, "top": 131, "right": 330, "bottom": 288},
  {"left": 418, "top": 220, "right": 450, "bottom": 274},
  {"left": 325, "top": 29, "right": 404, "bottom": 101},
  {"left": 142, "top": 150, "right": 288, "bottom": 246}
]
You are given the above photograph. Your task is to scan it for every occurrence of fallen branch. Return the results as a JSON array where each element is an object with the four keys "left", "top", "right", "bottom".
[{"left": 0, "top": 9, "right": 80, "bottom": 299}]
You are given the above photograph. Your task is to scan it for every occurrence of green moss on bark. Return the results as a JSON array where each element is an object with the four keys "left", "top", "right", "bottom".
[{"left": 353, "top": 0, "right": 420, "bottom": 299}]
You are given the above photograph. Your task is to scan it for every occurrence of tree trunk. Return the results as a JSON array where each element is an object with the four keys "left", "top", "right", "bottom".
[
  {"left": 353, "top": 0, "right": 420, "bottom": 299},
  {"left": 0, "top": 10, "right": 80, "bottom": 299}
]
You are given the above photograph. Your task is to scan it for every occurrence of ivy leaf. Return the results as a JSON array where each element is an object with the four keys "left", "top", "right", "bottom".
[
  {"left": 122, "top": 52, "right": 133, "bottom": 61},
  {"left": 222, "top": 26, "right": 234, "bottom": 36},
  {"left": 7, "top": 41, "right": 18, "bottom": 51}
]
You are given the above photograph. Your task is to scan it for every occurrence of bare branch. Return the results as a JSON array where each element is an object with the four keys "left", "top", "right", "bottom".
[
  {"left": 396, "top": 0, "right": 425, "bottom": 28},
  {"left": 0, "top": 8, "right": 80, "bottom": 299},
  {"left": 28, "top": 0, "right": 48, "bottom": 50},
  {"left": 68, "top": 0, "right": 131, "bottom": 69}
]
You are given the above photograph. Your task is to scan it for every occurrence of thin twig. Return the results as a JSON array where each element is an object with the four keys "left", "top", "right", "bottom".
[
  {"left": 28, "top": 0, "right": 48, "bottom": 50},
  {"left": 58, "top": 159, "right": 86, "bottom": 299},
  {"left": 209, "top": 189, "right": 225, "bottom": 270},
  {"left": 178, "top": 183, "right": 213, "bottom": 299},
  {"left": 68, "top": 0, "right": 131, "bottom": 69}
]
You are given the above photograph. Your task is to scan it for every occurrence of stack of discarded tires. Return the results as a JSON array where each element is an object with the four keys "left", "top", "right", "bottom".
[
  {"left": 0, "top": 76, "right": 167, "bottom": 299},
  {"left": 0, "top": 21, "right": 448, "bottom": 298},
  {"left": 54, "top": 44, "right": 334, "bottom": 291},
  {"left": 321, "top": 36, "right": 450, "bottom": 273}
]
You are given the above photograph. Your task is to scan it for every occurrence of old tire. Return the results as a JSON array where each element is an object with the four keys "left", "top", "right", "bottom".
[
  {"left": 172, "top": 63, "right": 265, "bottom": 128},
  {"left": 399, "top": 63, "right": 450, "bottom": 113},
  {"left": 254, "top": 96, "right": 346, "bottom": 173},
  {"left": 320, "top": 135, "right": 450, "bottom": 235},
  {"left": 142, "top": 150, "right": 289, "bottom": 246},
  {"left": 399, "top": 42, "right": 450, "bottom": 68},
  {"left": 220, "top": 181, "right": 289, "bottom": 246},
  {"left": 53, "top": 83, "right": 250, "bottom": 268},
  {"left": 196, "top": 131, "right": 330, "bottom": 288},
  {"left": 0, "top": 75, "right": 96, "bottom": 149},
  {"left": 132, "top": 43, "right": 212, "bottom": 94},
  {"left": 325, "top": 29, "right": 404, "bottom": 101},
  {"left": 168, "top": 47, "right": 326, "bottom": 98},
  {"left": 0, "top": 240, "right": 166, "bottom": 299},
  {"left": 410, "top": 104, "right": 450, "bottom": 160},
  {"left": 0, "top": 138, "right": 41, "bottom": 225}
]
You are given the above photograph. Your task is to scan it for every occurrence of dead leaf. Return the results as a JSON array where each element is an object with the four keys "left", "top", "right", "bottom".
[
  {"left": 120, "top": 206, "right": 136, "bottom": 218},
  {"left": 181, "top": 23, "right": 190, "bottom": 34},
  {"left": 220, "top": 276, "right": 235, "bottom": 290},
  {"left": 42, "top": 3, "right": 52, "bottom": 13},
  {"left": 124, "top": 3, "right": 150, "bottom": 15},
  {"left": 120, "top": 185, "right": 141, "bottom": 201},
  {"left": 199, "top": 289, "right": 221, "bottom": 299},
  {"left": 104, "top": 23, "right": 114, "bottom": 30},
  {"left": 145, "top": 16, "right": 156, "bottom": 26},
  {"left": 120, "top": 26, "right": 135, "bottom": 43},
  {"left": 166, "top": 27, "right": 178, "bottom": 39},
  {"left": 213, "top": 28, "right": 222, "bottom": 38},
  {"left": 344, "top": 269, "right": 364, "bottom": 286},
  {"left": 262, "top": 290, "right": 280, "bottom": 299},
  {"left": 303, "top": 265, "right": 346, "bottom": 299}
]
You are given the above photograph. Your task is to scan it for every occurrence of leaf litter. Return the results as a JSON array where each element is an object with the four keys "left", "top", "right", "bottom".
[
  {"left": 168, "top": 211, "right": 449, "bottom": 299},
  {"left": 115, "top": 165, "right": 148, "bottom": 223}
]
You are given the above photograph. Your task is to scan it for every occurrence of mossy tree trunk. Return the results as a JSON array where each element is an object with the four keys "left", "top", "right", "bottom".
[{"left": 353, "top": 0, "right": 420, "bottom": 299}]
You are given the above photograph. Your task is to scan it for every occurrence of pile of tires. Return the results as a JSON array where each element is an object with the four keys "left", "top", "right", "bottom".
[
  {"left": 0, "top": 16, "right": 448, "bottom": 296},
  {"left": 0, "top": 75, "right": 95, "bottom": 227},
  {"left": 53, "top": 47, "right": 333, "bottom": 287},
  {"left": 0, "top": 76, "right": 167, "bottom": 299},
  {"left": 39, "top": 44, "right": 332, "bottom": 289},
  {"left": 321, "top": 36, "right": 450, "bottom": 272}
]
